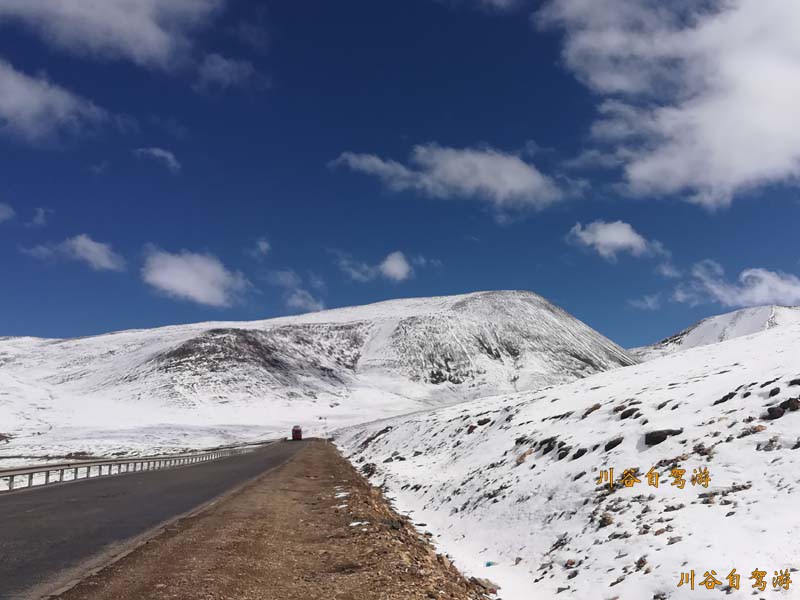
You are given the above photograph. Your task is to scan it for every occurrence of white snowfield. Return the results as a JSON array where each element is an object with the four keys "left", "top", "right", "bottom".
[
  {"left": 631, "top": 305, "right": 800, "bottom": 361},
  {"left": 337, "top": 322, "right": 800, "bottom": 599},
  {"left": 0, "top": 291, "right": 632, "bottom": 465}
]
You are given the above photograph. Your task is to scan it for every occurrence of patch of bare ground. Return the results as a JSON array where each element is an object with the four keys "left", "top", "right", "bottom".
[{"left": 58, "top": 440, "right": 492, "bottom": 600}]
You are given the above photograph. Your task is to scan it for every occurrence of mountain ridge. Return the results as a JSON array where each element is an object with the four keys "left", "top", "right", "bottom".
[
  {"left": 0, "top": 290, "right": 634, "bottom": 464},
  {"left": 630, "top": 304, "right": 800, "bottom": 361}
]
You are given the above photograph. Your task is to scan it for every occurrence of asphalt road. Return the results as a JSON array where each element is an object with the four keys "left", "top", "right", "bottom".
[{"left": 0, "top": 441, "right": 304, "bottom": 600}]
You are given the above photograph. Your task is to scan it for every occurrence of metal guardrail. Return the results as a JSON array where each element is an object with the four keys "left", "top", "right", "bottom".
[{"left": 0, "top": 444, "right": 265, "bottom": 494}]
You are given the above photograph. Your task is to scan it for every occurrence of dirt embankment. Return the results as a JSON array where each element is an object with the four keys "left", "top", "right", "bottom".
[{"left": 59, "top": 440, "right": 493, "bottom": 600}]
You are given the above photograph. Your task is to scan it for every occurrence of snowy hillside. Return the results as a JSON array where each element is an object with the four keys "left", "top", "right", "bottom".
[
  {"left": 631, "top": 305, "right": 800, "bottom": 361},
  {"left": 0, "top": 291, "right": 633, "bottom": 464},
  {"left": 338, "top": 323, "right": 800, "bottom": 599}
]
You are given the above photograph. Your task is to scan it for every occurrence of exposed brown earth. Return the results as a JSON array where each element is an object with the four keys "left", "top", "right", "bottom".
[{"left": 58, "top": 440, "right": 493, "bottom": 600}]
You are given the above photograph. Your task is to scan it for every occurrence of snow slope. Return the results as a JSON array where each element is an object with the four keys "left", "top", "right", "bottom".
[
  {"left": 338, "top": 322, "right": 800, "bottom": 599},
  {"left": 631, "top": 305, "right": 800, "bottom": 361},
  {"left": 0, "top": 291, "right": 633, "bottom": 463}
]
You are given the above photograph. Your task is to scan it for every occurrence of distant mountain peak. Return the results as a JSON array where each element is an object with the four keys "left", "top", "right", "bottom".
[{"left": 631, "top": 304, "right": 800, "bottom": 361}]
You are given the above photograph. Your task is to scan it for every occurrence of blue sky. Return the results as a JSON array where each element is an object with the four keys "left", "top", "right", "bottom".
[{"left": 1, "top": 0, "right": 799, "bottom": 347}]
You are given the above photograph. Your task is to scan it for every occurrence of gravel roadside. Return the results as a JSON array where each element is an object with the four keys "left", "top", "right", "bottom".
[{"left": 58, "top": 440, "right": 493, "bottom": 600}]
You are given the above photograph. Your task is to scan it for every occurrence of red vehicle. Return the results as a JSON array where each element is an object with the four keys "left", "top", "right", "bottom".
[{"left": 291, "top": 425, "right": 303, "bottom": 441}]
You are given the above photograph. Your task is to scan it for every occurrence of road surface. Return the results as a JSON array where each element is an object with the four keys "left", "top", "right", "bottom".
[
  {"left": 56, "top": 441, "right": 489, "bottom": 600},
  {"left": 0, "top": 441, "right": 303, "bottom": 600}
]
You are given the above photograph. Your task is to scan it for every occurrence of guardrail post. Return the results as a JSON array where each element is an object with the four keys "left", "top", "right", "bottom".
[{"left": 8, "top": 475, "right": 14, "bottom": 491}]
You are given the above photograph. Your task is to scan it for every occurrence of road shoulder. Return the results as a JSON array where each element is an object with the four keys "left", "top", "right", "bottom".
[{"left": 58, "top": 440, "right": 492, "bottom": 600}]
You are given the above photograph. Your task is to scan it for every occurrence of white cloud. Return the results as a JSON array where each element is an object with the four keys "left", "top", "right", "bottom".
[
  {"left": 674, "top": 259, "right": 800, "bottom": 308},
  {"left": 379, "top": 251, "right": 413, "bottom": 282},
  {"left": 265, "top": 269, "right": 324, "bottom": 313},
  {"left": 411, "top": 255, "right": 443, "bottom": 268},
  {"left": 21, "top": 234, "right": 126, "bottom": 271},
  {"left": 0, "top": 0, "right": 222, "bottom": 69},
  {"left": 538, "top": 0, "right": 800, "bottom": 207},
  {"left": 27, "top": 207, "right": 53, "bottom": 227},
  {"left": 266, "top": 269, "right": 302, "bottom": 289},
  {"left": 249, "top": 237, "right": 271, "bottom": 260},
  {"left": 307, "top": 271, "right": 326, "bottom": 291},
  {"left": 142, "top": 248, "right": 249, "bottom": 307},
  {"left": 562, "top": 148, "right": 625, "bottom": 170},
  {"left": 334, "top": 253, "right": 377, "bottom": 283},
  {"left": 475, "top": 0, "right": 522, "bottom": 10},
  {"left": 0, "top": 60, "right": 107, "bottom": 142},
  {"left": 567, "top": 220, "right": 665, "bottom": 261},
  {"left": 133, "top": 147, "right": 181, "bottom": 173},
  {"left": 628, "top": 293, "right": 661, "bottom": 311},
  {"left": 285, "top": 289, "right": 325, "bottom": 313},
  {"left": 333, "top": 143, "right": 563, "bottom": 212},
  {"left": 335, "top": 250, "right": 422, "bottom": 283},
  {"left": 656, "top": 261, "right": 681, "bottom": 279},
  {"left": 195, "top": 53, "right": 255, "bottom": 90},
  {"left": 439, "top": 0, "right": 524, "bottom": 12},
  {"left": 0, "top": 202, "right": 14, "bottom": 223}
]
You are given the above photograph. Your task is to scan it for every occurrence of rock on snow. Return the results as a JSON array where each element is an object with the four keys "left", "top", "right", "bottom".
[{"left": 338, "top": 321, "right": 800, "bottom": 599}]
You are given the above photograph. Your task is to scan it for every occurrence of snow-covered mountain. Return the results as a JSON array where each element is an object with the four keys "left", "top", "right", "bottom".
[
  {"left": 631, "top": 305, "right": 800, "bottom": 361},
  {"left": 338, "top": 321, "right": 800, "bottom": 600},
  {"left": 0, "top": 290, "right": 633, "bottom": 464}
]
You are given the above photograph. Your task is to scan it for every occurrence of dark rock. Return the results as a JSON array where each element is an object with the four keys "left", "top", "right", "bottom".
[
  {"left": 713, "top": 391, "right": 736, "bottom": 406},
  {"left": 620, "top": 408, "right": 637, "bottom": 419},
  {"left": 477, "top": 418, "right": 491, "bottom": 426},
  {"left": 766, "top": 406, "right": 785, "bottom": 420},
  {"left": 667, "top": 536, "right": 682, "bottom": 545},
  {"left": 466, "top": 424, "right": 477, "bottom": 434},
  {"left": 769, "top": 387, "right": 781, "bottom": 397},
  {"left": 604, "top": 437, "right": 624, "bottom": 451},
  {"left": 583, "top": 403, "right": 601, "bottom": 418},
  {"left": 359, "top": 426, "right": 393, "bottom": 450},
  {"left": 780, "top": 398, "right": 800, "bottom": 411},
  {"left": 571, "top": 448, "right": 587, "bottom": 460},
  {"left": 383, "top": 518, "right": 403, "bottom": 530},
  {"left": 644, "top": 429, "right": 683, "bottom": 446},
  {"left": 470, "top": 577, "right": 501, "bottom": 593}
]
